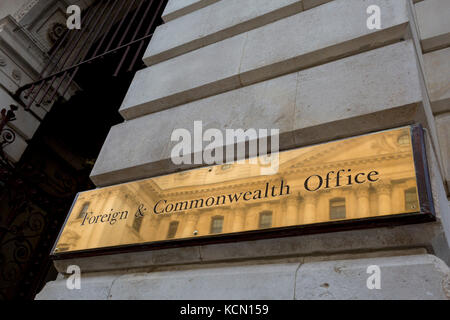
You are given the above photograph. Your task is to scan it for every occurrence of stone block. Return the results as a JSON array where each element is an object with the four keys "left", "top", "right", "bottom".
[
  {"left": 37, "top": 253, "right": 450, "bottom": 300},
  {"left": 422, "top": 128, "right": 450, "bottom": 252},
  {"left": 145, "top": 0, "right": 305, "bottom": 66},
  {"left": 199, "top": 224, "right": 442, "bottom": 263},
  {"left": 162, "top": 0, "right": 221, "bottom": 22},
  {"left": 53, "top": 246, "right": 202, "bottom": 274},
  {"left": 423, "top": 47, "right": 450, "bottom": 114},
  {"left": 93, "top": 71, "right": 297, "bottom": 185},
  {"left": 90, "top": 108, "right": 179, "bottom": 183},
  {"left": 51, "top": 222, "right": 443, "bottom": 274},
  {"left": 120, "top": 34, "right": 245, "bottom": 120},
  {"left": 292, "top": 40, "right": 422, "bottom": 145},
  {"left": 415, "top": 0, "right": 450, "bottom": 52},
  {"left": 35, "top": 273, "right": 116, "bottom": 300},
  {"left": 123, "top": 0, "right": 413, "bottom": 120},
  {"left": 108, "top": 263, "right": 298, "bottom": 299},
  {"left": 295, "top": 254, "right": 450, "bottom": 299},
  {"left": 239, "top": 0, "right": 411, "bottom": 86},
  {"left": 436, "top": 113, "right": 450, "bottom": 191},
  {"left": 94, "top": 41, "right": 425, "bottom": 187}
]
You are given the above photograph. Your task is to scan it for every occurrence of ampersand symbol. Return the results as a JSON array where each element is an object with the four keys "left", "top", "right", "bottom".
[{"left": 135, "top": 204, "right": 147, "bottom": 218}]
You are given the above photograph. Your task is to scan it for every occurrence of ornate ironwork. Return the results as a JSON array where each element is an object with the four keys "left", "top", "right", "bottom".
[
  {"left": 0, "top": 142, "right": 90, "bottom": 299},
  {"left": 0, "top": 105, "right": 18, "bottom": 182}
]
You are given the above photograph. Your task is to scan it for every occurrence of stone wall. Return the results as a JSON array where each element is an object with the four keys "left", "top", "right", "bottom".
[{"left": 37, "top": 0, "right": 450, "bottom": 300}]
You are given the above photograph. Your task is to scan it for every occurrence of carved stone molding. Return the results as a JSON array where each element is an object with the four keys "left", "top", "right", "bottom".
[
  {"left": 11, "top": 69, "right": 21, "bottom": 82},
  {"left": 355, "top": 184, "right": 370, "bottom": 198},
  {"left": 375, "top": 180, "right": 392, "bottom": 195},
  {"left": 13, "top": 0, "right": 40, "bottom": 22}
]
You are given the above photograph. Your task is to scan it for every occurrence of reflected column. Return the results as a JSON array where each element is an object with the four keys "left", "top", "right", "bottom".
[
  {"left": 376, "top": 181, "right": 392, "bottom": 215},
  {"left": 355, "top": 184, "right": 370, "bottom": 218},
  {"left": 284, "top": 196, "right": 299, "bottom": 226},
  {"left": 77, "top": 193, "right": 109, "bottom": 250},
  {"left": 221, "top": 206, "right": 232, "bottom": 233},
  {"left": 146, "top": 214, "right": 163, "bottom": 241},
  {"left": 245, "top": 204, "right": 259, "bottom": 230},
  {"left": 181, "top": 212, "right": 199, "bottom": 238},
  {"left": 303, "top": 193, "right": 318, "bottom": 224},
  {"left": 231, "top": 206, "right": 246, "bottom": 232},
  {"left": 89, "top": 189, "right": 121, "bottom": 247},
  {"left": 156, "top": 215, "right": 172, "bottom": 239}
]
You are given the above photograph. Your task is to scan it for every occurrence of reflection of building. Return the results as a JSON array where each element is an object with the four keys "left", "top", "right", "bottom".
[
  {"left": 56, "top": 128, "right": 419, "bottom": 252},
  {"left": 140, "top": 128, "right": 418, "bottom": 241}
]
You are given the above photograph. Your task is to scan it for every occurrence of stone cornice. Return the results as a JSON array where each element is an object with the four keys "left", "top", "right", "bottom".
[
  {"left": 0, "top": 15, "right": 47, "bottom": 80},
  {"left": 13, "top": 0, "right": 40, "bottom": 23}
]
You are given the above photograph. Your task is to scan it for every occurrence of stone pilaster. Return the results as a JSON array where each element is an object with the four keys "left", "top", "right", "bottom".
[
  {"left": 355, "top": 184, "right": 370, "bottom": 218},
  {"left": 181, "top": 212, "right": 200, "bottom": 238},
  {"left": 303, "top": 193, "right": 318, "bottom": 224},
  {"left": 284, "top": 196, "right": 300, "bottom": 226},
  {"left": 376, "top": 181, "right": 392, "bottom": 215},
  {"left": 145, "top": 214, "right": 163, "bottom": 241},
  {"left": 231, "top": 206, "right": 246, "bottom": 232},
  {"left": 245, "top": 204, "right": 261, "bottom": 230}
]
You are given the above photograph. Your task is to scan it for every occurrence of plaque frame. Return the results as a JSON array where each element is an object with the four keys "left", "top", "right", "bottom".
[{"left": 51, "top": 124, "right": 435, "bottom": 259}]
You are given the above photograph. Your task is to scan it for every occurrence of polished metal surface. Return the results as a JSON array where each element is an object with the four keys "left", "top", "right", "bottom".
[{"left": 53, "top": 127, "right": 421, "bottom": 254}]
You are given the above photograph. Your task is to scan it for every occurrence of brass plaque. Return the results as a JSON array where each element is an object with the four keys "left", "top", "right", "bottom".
[{"left": 53, "top": 126, "right": 430, "bottom": 255}]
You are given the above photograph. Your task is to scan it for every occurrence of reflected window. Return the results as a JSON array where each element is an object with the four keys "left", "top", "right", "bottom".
[
  {"left": 329, "top": 198, "right": 346, "bottom": 220},
  {"left": 166, "top": 221, "right": 179, "bottom": 239},
  {"left": 77, "top": 202, "right": 90, "bottom": 219},
  {"left": 259, "top": 211, "right": 272, "bottom": 229},
  {"left": 398, "top": 134, "right": 410, "bottom": 146},
  {"left": 210, "top": 216, "right": 224, "bottom": 234},
  {"left": 405, "top": 187, "right": 418, "bottom": 211}
]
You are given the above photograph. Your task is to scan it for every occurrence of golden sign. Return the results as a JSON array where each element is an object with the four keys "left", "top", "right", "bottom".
[{"left": 53, "top": 126, "right": 428, "bottom": 255}]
